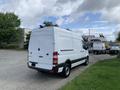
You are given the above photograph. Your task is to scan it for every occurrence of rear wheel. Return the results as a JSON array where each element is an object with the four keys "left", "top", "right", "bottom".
[{"left": 62, "top": 63, "right": 71, "bottom": 78}]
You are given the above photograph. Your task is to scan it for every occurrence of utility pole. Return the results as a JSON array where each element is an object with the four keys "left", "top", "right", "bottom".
[{"left": 89, "top": 29, "right": 90, "bottom": 36}]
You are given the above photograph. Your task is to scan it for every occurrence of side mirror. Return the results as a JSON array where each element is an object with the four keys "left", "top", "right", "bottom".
[{"left": 83, "top": 45, "right": 88, "bottom": 50}]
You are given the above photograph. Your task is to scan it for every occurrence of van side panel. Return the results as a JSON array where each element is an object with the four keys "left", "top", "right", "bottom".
[
  {"left": 54, "top": 27, "right": 88, "bottom": 66},
  {"left": 54, "top": 28, "right": 73, "bottom": 64}
]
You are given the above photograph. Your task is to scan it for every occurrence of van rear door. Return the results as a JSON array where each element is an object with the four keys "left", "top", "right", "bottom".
[
  {"left": 37, "top": 35, "right": 54, "bottom": 64},
  {"left": 29, "top": 28, "right": 54, "bottom": 70}
]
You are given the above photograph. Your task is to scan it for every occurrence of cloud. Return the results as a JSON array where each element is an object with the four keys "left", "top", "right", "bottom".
[
  {"left": 77, "top": 0, "right": 106, "bottom": 12},
  {"left": 91, "top": 1, "right": 120, "bottom": 23},
  {"left": 0, "top": 0, "right": 120, "bottom": 29},
  {"left": 0, "top": 0, "right": 58, "bottom": 28},
  {"left": 66, "top": 0, "right": 120, "bottom": 24},
  {"left": 56, "top": 17, "right": 65, "bottom": 25},
  {"left": 102, "top": 6, "right": 120, "bottom": 23}
]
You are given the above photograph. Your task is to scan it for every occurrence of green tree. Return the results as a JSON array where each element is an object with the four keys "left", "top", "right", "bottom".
[
  {"left": 0, "top": 13, "right": 20, "bottom": 29},
  {"left": 43, "top": 21, "right": 53, "bottom": 26},
  {"left": 0, "top": 12, "right": 21, "bottom": 48},
  {"left": 99, "top": 33, "right": 105, "bottom": 38},
  {"left": 0, "top": 29, "right": 19, "bottom": 44},
  {"left": 43, "top": 21, "right": 59, "bottom": 27}
]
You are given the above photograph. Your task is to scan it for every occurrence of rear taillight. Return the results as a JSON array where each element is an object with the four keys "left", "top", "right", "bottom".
[{"left": 53, "top": 51, "right": 58, "bottom": 65}]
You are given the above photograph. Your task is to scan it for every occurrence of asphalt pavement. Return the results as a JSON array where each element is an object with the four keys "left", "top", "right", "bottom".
[{"left": 0, "top": 50, "right": 115, "bottom": 90}]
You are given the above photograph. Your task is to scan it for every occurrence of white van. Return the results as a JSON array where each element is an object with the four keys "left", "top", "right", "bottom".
[
  {"left": 92, "top": 42, "right": 106, "bottom": 54},
  {"left": 28, "top": 27, "right": 89, "bottom": 77}
]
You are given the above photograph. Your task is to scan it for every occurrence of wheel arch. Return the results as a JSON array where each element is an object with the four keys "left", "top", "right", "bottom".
[{"left": 65, "top": 59, "right": 71, "bottom": 69}]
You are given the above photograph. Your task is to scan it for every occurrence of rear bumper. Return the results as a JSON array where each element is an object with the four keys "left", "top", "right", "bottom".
[{"left": 27, "top": 62, "right": 63, "bottom": 73}]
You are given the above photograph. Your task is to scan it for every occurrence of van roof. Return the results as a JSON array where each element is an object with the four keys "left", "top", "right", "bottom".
[{"left": 33, "top": 26, "right": 82, "bottom": 38}]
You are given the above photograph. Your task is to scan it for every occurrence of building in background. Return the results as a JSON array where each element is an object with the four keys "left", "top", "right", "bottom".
[
  {"left": 24, "top": 28, "right": 31, "bottom": 42},
  {"left": 18, "top": 28, "right": 31, "bottom": 49}
]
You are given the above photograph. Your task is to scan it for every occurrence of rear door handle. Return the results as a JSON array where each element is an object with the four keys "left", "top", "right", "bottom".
[
  {"left": 39, "top": 56, "right": 43, "bottom": 58},
  {"left": 46, "top": 53, "right": 49, "bottom": 56},
  {"left": 38, "top": 48, "right": 40, "bottom": 51}
]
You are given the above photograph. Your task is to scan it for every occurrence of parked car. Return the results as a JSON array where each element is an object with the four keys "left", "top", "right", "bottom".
[
  {"left": 27, "top": 26, "right": 89, "bottom": 77},
  {"left": 109, "top": 45, "right": 120, "bottom": 55}
]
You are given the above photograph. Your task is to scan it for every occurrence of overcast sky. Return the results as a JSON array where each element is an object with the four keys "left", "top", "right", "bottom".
[{"left": 0, "top": 0, "right": 120, "bottom": 41}]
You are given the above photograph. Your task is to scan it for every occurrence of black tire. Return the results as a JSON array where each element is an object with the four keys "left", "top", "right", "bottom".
[
  {"left": 83, "top": 56, "right": 89, "bottom": 66},
  {"left": 62, "top": 63, "right": 71, "bottom": 78}
]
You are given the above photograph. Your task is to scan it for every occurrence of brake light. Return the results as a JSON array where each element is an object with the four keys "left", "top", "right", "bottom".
[{"left": 53, "top": 51, "right": 58, "bottom": 65}]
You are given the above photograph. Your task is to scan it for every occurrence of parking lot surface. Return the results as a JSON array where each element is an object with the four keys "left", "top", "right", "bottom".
[{"left": 0, "top": 50, "right": 115, "bottom": 90}]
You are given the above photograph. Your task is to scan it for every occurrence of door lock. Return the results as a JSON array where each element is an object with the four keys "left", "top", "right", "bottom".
[
  {"left": 46, "top": 53, "right": 49, "bottom": 56},
  {"left": 38, "top": 48, "right": 40, "bottom": 51}
]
